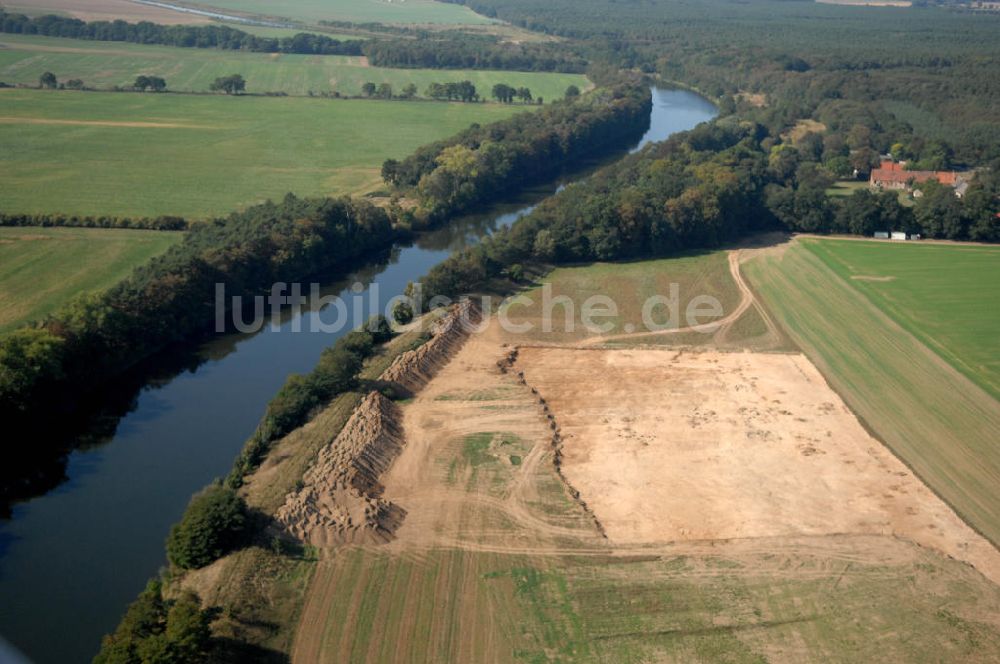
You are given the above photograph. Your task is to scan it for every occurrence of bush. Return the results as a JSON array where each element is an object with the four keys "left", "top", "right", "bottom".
[
  {"left": 94, "top": 582, "right": 213, "bottom": 664},
  {"left": 166, "top": 484, "right": 247, "bottom": 570}
]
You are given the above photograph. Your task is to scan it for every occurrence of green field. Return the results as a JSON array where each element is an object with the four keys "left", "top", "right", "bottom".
[
  {"left": 500, "top": 250, "right": 788, "bottom": 350},
  {"left": 805, "top": 238, "right": 1000, "bottom": 400},
  {"left": 0, "top": 226, "right": 182, "bottom": 332},
  {"left": 0, "top": 88, "right": 524, "bottom": 218},
  {"left": 502, "top": 252, "right": 743, "bottom": 344},
  {"left": 0, "top": 34, "right": 589, "bottom": 99},
  {"left": 181, "top": 0, "right": 494, "bottom": 25},
  {"left": 745, "top": 238, "right": 1000, "bottom": 547}
]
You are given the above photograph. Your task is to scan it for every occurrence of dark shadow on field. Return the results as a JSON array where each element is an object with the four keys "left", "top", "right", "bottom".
[{"left": 211, "top": 637, "right": 290, "bottom": 663}]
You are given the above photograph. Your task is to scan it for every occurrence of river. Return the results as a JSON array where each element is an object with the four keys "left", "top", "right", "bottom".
[{"left": 0, "top": 87, "right": 716, "bottom": 664}]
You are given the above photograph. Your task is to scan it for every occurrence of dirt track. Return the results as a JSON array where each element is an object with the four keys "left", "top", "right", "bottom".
[{"left": 581, "top": 250, "right": 781, "bottom": 347}]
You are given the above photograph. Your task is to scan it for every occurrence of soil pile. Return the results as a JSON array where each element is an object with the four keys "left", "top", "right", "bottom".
[
  {"left": 276, "top": 392, "right": 406, "bottom": 547},
  {"left": 380, "top": 300, "right": 479, "bottom": 394}
]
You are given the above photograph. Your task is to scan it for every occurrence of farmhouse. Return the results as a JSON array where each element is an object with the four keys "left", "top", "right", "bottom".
[{"left": 869, "top": 160, "right": 966, "bottom": 195}]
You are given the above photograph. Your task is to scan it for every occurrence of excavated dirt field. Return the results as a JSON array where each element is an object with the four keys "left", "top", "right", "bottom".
[{"left": 516, "top": 345, "right": 1000, "bottom": 585}]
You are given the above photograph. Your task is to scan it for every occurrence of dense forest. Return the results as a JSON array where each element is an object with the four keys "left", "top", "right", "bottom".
[{"left": 445, "top": 0, "right": 1000, "bottom": 164}]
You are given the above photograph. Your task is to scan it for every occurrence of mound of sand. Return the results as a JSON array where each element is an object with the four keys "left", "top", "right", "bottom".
[
  {"left": 276, "top": 392, "right": 406, "bottom": 547},
  {"left": 380, "top": 300, "right": 480, "bottom": 394},
  {"left": 277, "top": 303, "right": 481, "bottom": 547}
]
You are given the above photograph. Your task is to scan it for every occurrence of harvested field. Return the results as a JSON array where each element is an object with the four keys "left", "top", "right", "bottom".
[{"left": 515, "top": 346, "right": 1000, "bottom": 584}]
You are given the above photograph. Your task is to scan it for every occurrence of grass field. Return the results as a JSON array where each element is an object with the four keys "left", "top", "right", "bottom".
[
  {"left": 0, "top": 88, "right": 524, "bottom": 218},
  {"left": 502, "top": 251, "right": 743, "bottom": 344},
  {"left": 0, "top": 226, "right": 182, "bottom": 332},
  {"left": 745, "top": 238, "right": 1000, "bottom": 547},
  {"left": 180, "top": 0, "right": 494, "bottom": 25},
  {"left": 500, "top": 249, "right": 789, "bottom": 350},
  {"left": 0, "top": 34, "right": 589, "bottom": 99},
  {"left": 805, "top": 238, "right": 1000, "bottom": 400}
]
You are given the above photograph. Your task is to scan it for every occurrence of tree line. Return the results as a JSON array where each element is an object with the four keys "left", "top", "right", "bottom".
[
  {"left": 0, "top": 10, "right": 587, "bottom": 74},
  {"left": 380, "top": 79, "right": 651, "bottom": 227},
  {"left": 0, "top": 212, "right": 188, "bottom": 230},
  {"left": 0, "top": 9, "right": 365, "bottom": 55},
  {"left": 362, "top": 34, "right": 587, "bottom": 73}
]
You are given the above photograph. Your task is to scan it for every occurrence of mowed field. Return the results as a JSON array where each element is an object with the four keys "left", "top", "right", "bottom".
[
  {"left": 0, "top": 34, "right": 589, "bottom": 100},
  {"left": 180, "top": 0, "right": 494, "bottom": 25},
  {"left": 745, "top": 238, "right": 1000, "bottom": 547},
  {"left": 805, "top": 238, "right": 1000, "bottom": 400},
  {"left": 0, "top": 226, "right": 182, "bottom": 332},
  {"left": 0, "top": 88, "right": 524, "bottom": 218}
]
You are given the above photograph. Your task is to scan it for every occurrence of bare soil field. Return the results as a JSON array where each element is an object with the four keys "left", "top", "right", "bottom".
[{"left": 516, "top": 346, "right": 1000, "bottom": 585}]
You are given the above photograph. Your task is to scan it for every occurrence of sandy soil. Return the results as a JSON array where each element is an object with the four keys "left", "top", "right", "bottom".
[
  {"left": 8, "top": 0, "right": 211, "bottom": 24},
  {"left": 381, "top": 322, "right": 602, "bottom": 554},
  {"left": 516, "top": 345, "right": 1000, "bottom": 585}
]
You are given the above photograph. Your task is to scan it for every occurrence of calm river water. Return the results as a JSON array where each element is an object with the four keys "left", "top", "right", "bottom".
[{"left": 0, "top": 87, "right": 716, "bottom": 663}]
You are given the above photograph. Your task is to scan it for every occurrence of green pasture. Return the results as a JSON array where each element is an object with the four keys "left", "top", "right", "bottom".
[
  {"left": 0, "top": 34, "right": 589, "bottom": 99},
  {"left": 805, "top": 238, "right": 1000, "bottom": 400},
  {"left": 0, "top": 87, "right": 524, "bottom": 218},
  {"left": 0, "top": 226, "right": 182, "bottom": 332}
]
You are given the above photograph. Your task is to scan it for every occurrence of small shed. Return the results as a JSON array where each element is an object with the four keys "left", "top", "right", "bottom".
[
  {"left": 891, "top": 231, "right": 907, "bottom": 241},
  {"left": 874, "top": 231, "right": 890, "bottom": 239}
]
